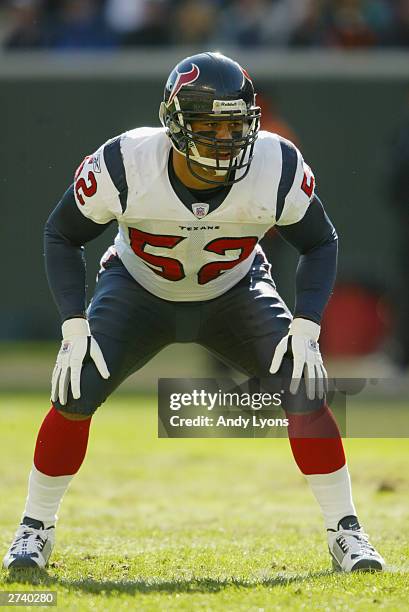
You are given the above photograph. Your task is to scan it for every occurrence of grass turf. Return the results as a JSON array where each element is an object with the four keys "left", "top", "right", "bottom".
[{"left": 0, "top": 393, "right": 408, "bottom": 611}]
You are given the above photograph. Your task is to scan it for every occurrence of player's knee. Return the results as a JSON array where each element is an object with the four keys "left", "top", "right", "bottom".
[
  {"left": 266, "top": 356, "right": 324, "bottom": 414},
  {"left": 53, "top": 400, "right": 101, "bottom": 418},
  {"left": 52, "top": 376, "right": 109, "bottom": 417}
]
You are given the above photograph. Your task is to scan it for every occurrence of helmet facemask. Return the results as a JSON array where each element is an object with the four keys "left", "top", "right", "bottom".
[{"left": 160, "top": 97, "right": 261, "bottom": 186}]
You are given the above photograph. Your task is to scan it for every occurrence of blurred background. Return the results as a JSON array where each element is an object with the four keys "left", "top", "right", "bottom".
[{"left": 1, "top": 0, "right": 409, "bottom": 395}]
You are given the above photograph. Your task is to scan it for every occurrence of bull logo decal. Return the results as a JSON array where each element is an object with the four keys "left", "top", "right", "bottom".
[{"left": 168, "top": 63, "right": 200, "bottom": 104}]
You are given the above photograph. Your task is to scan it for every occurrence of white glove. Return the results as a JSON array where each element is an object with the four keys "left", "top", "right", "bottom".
[
  {"left": 269, "top": 318, "right": 328, "bottom": 400},
  {"left": 51, "top": 318, "right": 110, "bottom": 405}
]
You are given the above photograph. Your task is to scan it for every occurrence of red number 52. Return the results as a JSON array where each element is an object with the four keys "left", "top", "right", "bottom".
[
  {"left": 74, "top": 156, "right": 97, "bottom": 205},
  {"left": 129, "top": 228, "right": 257, "bottom": 285},
  {"left": 301, "top": 170, "right": 314, "bottom": 198},
  {"left": 75, "top": 171, "right": 97, "bottom": 206}
]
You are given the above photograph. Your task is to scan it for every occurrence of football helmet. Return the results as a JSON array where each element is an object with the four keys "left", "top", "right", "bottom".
[{"left": 159, "top": 52, "right": 261, "bottom": 185}]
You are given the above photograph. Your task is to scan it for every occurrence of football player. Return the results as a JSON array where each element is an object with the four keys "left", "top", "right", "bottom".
[{"left": 4, "top": 52, "right": 385, "bottom": 572}]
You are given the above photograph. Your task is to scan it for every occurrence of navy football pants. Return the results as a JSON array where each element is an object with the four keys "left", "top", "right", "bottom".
[{"left": 53, "top": 253, "right": 323, "bottom": 416}]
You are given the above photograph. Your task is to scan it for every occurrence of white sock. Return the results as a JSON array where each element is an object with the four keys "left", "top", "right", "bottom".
[
  {"left": 305, "top": 464, "right": 357, "bottom": 531},
  {"left": 22, "top": 465, "right": 74, "bottom": 527}
]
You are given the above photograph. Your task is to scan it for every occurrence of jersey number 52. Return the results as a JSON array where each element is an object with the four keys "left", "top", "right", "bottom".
[{"left": 129, "top": 228, "right": 257, "bottom": 285}]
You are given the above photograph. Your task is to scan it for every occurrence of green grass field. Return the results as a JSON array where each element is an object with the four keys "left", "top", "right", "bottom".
[{"left": 0, "top": 393, "right": 408, "bottom": 611}]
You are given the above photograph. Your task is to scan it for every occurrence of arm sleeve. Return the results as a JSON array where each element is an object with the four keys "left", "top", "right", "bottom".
[
  {"left": 276, "top": 194, "right": 338, "bottom": 325},
  {"left": 44, "top": 185, "right": 113, "bottom": 322}
]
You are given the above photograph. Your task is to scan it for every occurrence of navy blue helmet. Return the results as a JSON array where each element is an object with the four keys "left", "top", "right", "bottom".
[{"left": 159, "top": 52, "right": 261, "bottom": 185}]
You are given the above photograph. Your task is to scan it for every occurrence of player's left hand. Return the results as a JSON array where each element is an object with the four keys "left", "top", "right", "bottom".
[{"left": 269, "top": 318, "right": 328, "bottom": 400}]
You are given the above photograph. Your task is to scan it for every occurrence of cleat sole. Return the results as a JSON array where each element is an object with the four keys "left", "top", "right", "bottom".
[
  {"left": 7, "top": 557, "right": 42, "bottom": 569},
  {"left": 351, "top": 559, "right": 383, "bottom": 572}
]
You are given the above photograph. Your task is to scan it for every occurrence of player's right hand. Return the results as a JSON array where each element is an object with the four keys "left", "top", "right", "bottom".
[{"left": 51, "top": 318, "right": 110, "bottom": 405}]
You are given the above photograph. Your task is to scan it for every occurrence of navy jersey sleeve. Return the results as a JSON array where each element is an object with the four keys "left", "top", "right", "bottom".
[
  {"left": 276, "top": 194, "right": 338, "bottom": 324},
  {"left": 44, "top": 185, "right": 113, "bottom": 322}
]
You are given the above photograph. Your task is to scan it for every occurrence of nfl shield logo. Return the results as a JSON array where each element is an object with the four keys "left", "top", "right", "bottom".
[
  {"left": 192, "top": 203, "right": 209, "bottom": 218},
  {"left": 92, "top": 153, "right": 101, "bottom": 173}
]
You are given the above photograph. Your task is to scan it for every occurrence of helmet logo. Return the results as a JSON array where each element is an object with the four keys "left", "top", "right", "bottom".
[
  {"left": 213, "top": 99, "right": 247, "bottom": 114},
  {"left": 168, "top": 63, "right": 200, "bottom": 104}
]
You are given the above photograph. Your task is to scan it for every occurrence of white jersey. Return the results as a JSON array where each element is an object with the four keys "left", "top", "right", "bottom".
[{"left": 73, "top": 127, "right": 315, "bottom": 301}]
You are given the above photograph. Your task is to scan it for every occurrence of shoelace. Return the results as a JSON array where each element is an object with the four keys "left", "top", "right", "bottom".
[
  {"left": 338, "top": 529, "right": 377, "bottom": 557},
  {"left": 11, "top": 528, "right": 47, "bottom": 556}
]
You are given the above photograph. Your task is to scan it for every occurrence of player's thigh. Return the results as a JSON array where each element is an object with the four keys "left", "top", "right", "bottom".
[
  {"left": 89, "top": 256, "right": 175, "bottom": 346},
  {"left": 200, "top": 262, "right": 291, "bottom": 376},
  {"left": 53, "top": 257, "right": 174, "bottom": 416},
  {"left": 200, "top": 266, "right": 323, "bottom": 412}
]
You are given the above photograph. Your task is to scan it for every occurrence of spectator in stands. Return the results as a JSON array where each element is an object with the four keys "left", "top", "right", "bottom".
[
  {"left": 104, "top": 0, "right": 171, "bottom": 46},
  {"left": 262, "top": 0, "right": 310, "bottom": 46},
  {"left": 293, "top": 0, "right": 394, "bottom": 48},
  {"left": 104, "top": 0, "right": 148, "bottom": 37},
  {"left": 0, "top": 0, "right": 407, "bottom": 50},
  {"left": 291, "top": 0, "right": 332, "bottom": 46},
  {"left": 172, "top": 0, "right": 218, "bottom": 46},
  {"left": 4, "top": 0, "right": 50, "bottom": 49},
  {"left": 122, "top": 1, "right": 171, "bottom": 47},
  {"left": 216, "top": 0, "right": 272, "bottom": 46},
  {"left": 325, "top": 0, "right": 393, "bottom": 48},
  {"left": 389, "top": 0, "right": 409, "bottom": 46},
  {"left": 216, "top": 0, "right": 309, "bottom": 47},
  {"left": 49, "top": 0, "right": 118, "bottom": 50}
]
